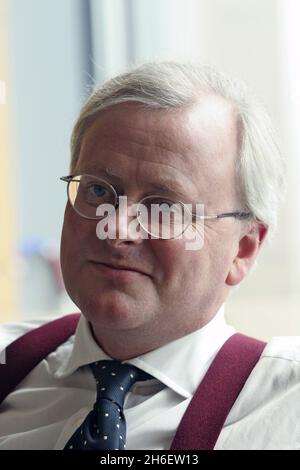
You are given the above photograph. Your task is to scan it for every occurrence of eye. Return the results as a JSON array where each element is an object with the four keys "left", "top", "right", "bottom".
[
  {"left": 81, "top": 180, "right": 114, "bottom": 205},
  {"left": 146, "top": 198, "right": 172, "bottom": 208},
  {"left": 159, "top": 201, "right": 174, "bottom": 212},
  {"left": 147, "top": 198, "right": 182, "bottom": 213},
  {"left": 88, "top": 183, "right": 107, "bottom": 198}
]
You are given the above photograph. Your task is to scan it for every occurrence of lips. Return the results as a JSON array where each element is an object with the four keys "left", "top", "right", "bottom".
[{"left": 89, "top": 261, "right": 149, "bottom": 277}]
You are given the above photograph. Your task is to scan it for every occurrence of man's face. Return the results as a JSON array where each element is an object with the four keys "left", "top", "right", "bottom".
[{"left": 61, "top": 97, "right": 242, "bottom": 348}]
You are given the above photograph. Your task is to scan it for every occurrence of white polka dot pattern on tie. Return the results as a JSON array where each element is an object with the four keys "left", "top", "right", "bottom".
[{"left": 63, "top": 360, "right": 152, "bottom": 450}]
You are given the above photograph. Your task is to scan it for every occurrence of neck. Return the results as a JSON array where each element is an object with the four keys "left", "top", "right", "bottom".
[{"left": 88, "top": 308, "right": 222, "bottom": 361}]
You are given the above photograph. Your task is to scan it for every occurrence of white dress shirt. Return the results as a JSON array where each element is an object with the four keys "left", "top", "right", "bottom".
[{"left": 0, "top": 307, "right": 300, "bottom": 450}]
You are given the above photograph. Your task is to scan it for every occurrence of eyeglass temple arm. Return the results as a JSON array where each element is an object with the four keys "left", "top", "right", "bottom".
[
  {"left": 192, "top": 211, "right": 252, "bottom": 220},
  {"left": 60, "top": 175, "right": 74, "bottom": 182}
]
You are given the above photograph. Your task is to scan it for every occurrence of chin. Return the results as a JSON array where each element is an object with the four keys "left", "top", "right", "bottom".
[{"left": 76, "top": 290, "right": 149, "bottom": 330}]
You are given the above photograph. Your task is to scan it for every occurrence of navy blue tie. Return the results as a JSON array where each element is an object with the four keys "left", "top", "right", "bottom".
[{"left": 64, "top": 360, "right": 152, "bottom": 450}]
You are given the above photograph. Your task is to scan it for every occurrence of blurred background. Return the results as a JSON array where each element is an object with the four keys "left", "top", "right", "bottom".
[{"left": 0, "top": 0, "right": 299, "bottom": 340}]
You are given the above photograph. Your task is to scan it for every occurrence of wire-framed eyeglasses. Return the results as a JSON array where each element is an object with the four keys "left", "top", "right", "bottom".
[{"left": 60, "top": 174, "right": 252, "bottom": 239}]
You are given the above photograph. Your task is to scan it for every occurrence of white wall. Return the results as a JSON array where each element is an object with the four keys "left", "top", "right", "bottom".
[
  {"left": 6, "top": 0, "right": 89, "bottom": 316},
  {"left": 7, "top": 0, "right": 88, "bottom": 243}
]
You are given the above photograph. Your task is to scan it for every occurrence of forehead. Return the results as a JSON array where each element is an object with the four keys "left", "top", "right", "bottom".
[{"left": 76, "top": 98, "right": 239, "bottom": 202}]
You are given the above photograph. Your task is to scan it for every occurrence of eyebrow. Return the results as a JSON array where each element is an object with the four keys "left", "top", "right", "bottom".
[
  {"left": 149, "top": 180, "right": 189, "bottom": 199},
  {"left": 81, "top": 167, "right": 191, "bottom": 200}
]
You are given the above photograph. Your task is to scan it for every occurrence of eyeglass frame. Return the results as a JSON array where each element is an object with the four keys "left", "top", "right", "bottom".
[{"left": 60, "top": 174, "right": 252, "bottom": 235}]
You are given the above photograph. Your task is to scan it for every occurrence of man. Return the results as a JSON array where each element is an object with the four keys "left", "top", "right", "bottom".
[{"left": 1, "top": 61, "right": 297, "bottom": 451}]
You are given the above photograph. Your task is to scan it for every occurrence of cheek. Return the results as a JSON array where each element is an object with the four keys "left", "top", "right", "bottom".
[
  {"left": 151, "top": 239, "right": 201, "bottom": 286},
  {"left": 60, "top": 204, "right": 92, "bottom": 276},
  {"left": 152, "top": 234, "right": 228, "bottom": 290},
  {"left": 201, "top": 230, "right": 237, "bottom": 284}
]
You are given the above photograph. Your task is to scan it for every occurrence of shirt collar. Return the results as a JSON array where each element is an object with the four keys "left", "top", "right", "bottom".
[{"left": 55, "top": 305, "right": 235, "bottom": 399}]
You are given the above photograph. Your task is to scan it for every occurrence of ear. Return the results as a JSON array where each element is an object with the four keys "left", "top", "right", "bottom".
[{"left": 225, "top": 220, "right": 268, "bottom": 286}]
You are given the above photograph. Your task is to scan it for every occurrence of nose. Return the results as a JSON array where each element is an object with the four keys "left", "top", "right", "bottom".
[{"left": 102, "top": 196, "right": 145, "bottom": 247}]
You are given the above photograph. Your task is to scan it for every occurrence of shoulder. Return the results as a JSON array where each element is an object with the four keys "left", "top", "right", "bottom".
[
  {"left": 261, "top": 335, "right": 300, "bottom": 363},
  {"left": 232, "top": 335, "right": 300, "bottom": 416},
  {"left": 217, "top": 335, "right": 300, "bottom": 449},
  {"left": 226, "top": 334, "right": 300, "bottom": 417},
  {"left": 0, "top": 315, "right": 62, "bottom": 352},
  {"left": 248, "top": 335, "right": 300, "bottom": 390}
]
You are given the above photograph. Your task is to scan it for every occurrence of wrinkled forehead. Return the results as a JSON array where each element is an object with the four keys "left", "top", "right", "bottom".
[
  {"left": 75, "top": 99, "right": 241, "bottom": 209},
  {"left": 78, "top": 97, "right": 239, "bottom": 166},
  {"left": 76, "top": 98, "right": 240, "bottom": 208}
]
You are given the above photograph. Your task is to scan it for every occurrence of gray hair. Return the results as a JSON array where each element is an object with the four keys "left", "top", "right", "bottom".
[{"left": 70, "top": 60, "right": 285, "bottom": 240}]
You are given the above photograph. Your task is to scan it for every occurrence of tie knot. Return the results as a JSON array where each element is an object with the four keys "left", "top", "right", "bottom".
[{"left": 90, "top": 360, "right": 152, "bottom": 408}]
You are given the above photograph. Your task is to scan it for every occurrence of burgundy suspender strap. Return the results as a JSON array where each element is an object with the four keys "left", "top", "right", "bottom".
[
  {"left": 170, "top": 333, "right": 266, "bottom": 450},
  {"left": 0, "top": 313, "right": 81, "bottom": 404},
  {"left": 0, "top": 315, "right": 266, "bottom": 450}
]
